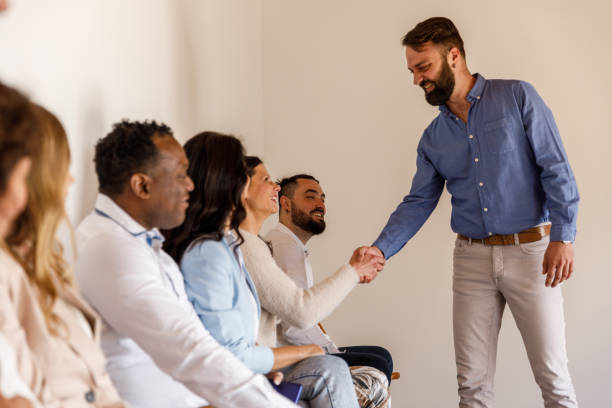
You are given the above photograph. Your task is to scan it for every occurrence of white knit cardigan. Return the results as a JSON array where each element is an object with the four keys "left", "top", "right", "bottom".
[{"left": 240, "top": 229, "right": 359, "bottom": 348}]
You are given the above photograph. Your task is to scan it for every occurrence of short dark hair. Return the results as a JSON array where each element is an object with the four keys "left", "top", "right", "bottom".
[
  {"left": 278, "top": 174, "right": 320, "bottom": 201},
  {"left": 0, "top": 82, "right": 39, "bottom": 194},
  {"left": 163, "top": 132, "right": 247, "bottom": 263},
  {"left": 94, "top": 120, "right": 172, "bottom": 196},
  {"left": 402, "top": 17, "right": 465, "bottom": 58}
]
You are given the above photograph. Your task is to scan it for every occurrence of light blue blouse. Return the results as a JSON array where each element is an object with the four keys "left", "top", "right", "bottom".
[{"left": 181, "top": 235, "right": 274, "bottom": 374}]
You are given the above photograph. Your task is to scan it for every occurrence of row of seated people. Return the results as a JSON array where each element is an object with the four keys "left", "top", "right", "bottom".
[{"left": 0, "top": 80, "right": 393, "bottom": 408}]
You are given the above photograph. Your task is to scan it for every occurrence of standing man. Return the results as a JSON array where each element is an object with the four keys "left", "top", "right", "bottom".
[
  {"left": 266, "top": 174, "right": 394, "bottom": 384},
  {"left": 369, "top": 17, "right": 579, "bottom": 407}
]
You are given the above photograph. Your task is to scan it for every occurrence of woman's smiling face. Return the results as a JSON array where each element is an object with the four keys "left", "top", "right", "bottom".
[{"left": 244, "top": 163, "right": 280, "bottom": 217}]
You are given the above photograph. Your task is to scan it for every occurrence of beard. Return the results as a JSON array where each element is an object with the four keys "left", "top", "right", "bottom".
[
  {"left": 291, "top": 205, "right": 326, "bottom": 235},
  {"left": 422, "top": 58, "right": 455, "bottom": 106}
]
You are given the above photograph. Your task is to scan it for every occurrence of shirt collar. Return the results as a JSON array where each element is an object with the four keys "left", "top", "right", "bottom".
[
  {"left": 274, "top": 223, "right": 309, "bottom": 256},
  {"left": 438, "top": 73, "right": 486, "bottom": 116},
  {"left": 94, "top": 194, "right": 164, "bottom": 246}
]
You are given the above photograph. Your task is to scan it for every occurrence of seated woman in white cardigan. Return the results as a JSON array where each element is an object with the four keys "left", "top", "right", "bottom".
[
  {"left": 238, "top": 157, "right": 387, "bottom": 376},
  {"left": 162, "top": 131, "right": 379, "bottom": 408}
]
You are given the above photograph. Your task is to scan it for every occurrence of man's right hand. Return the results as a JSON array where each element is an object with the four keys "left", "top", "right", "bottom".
[{"left": 349, "top": 246, "right": 385, "bottom": 283}]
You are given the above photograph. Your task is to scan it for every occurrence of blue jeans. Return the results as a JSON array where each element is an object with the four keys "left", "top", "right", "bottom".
[{"left": 281, "top": 354, "right": 359, "bottom": 408}]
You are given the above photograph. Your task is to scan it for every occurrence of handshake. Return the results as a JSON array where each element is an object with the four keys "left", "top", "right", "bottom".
[{"left": 349, "top": 246, "right": 385, "bottom": 284}]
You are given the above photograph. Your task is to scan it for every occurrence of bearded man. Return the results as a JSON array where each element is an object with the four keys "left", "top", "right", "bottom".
[
  {"left": 367, "top": 17, "right": 579, "bottom": 408},
  {"left": 265, "top": 174, "right": 394, "bottom": 384}
]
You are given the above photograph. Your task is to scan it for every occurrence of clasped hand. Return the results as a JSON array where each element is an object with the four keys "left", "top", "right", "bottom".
[{"left": 349, "top": 246, "right": 385, "bottom": 284}]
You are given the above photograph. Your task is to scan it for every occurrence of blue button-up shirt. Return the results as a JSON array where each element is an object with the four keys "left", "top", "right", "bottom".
[{"left": 373, "top": 74, "right": 579, "bottom": 259}]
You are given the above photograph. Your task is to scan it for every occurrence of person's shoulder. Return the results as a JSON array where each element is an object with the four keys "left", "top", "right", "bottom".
[
  {"left": 184, "top": 238, "right": 231, "bottom": 261},
  {"left": 75, "top": 226, "right": 153, "bottom": 281},
  {"left": 266, "top": 227, "right": 299, "bottom": 248},
  {"left": 240, "top": 230, "right": 272, "bottom": 260},
  {"left": 263, "top": 225, "right": 286, "bottom": 243},
  {"left": 76, "top": 211, "right": 134, "bottom": 248},
  {"left": 78, "top": 227, "right": 142, "bottom": 256},
  {"left": 241, "top": 229, "right": 265, "bottom": 247},
  {"left": 485, "top": 78, "right": 535, "bottom": 96},
  {"left": 0, "top": 249, "right": 25, "bottom": 285}
]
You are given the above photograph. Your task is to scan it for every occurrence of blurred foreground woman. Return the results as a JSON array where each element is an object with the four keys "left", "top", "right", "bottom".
[{"left": 1, "top": 103, "right": 126, "bottom": 407}]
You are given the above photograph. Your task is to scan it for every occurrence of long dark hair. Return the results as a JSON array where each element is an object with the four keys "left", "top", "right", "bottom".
[
  {"left": 244, "top": 156, "right": 262, "bottom": 177},
  {"left": 163, "top": 132, "right": 248, "bottom": 263}
]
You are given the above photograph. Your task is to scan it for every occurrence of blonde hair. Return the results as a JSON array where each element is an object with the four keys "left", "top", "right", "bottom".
[{"left": 7, "top": 105, "right": 74, "bottom": 335}]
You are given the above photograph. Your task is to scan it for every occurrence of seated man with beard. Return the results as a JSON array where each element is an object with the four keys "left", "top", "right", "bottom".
[{"left": 265, "top": 174, "right": 394, "bottom": 386}]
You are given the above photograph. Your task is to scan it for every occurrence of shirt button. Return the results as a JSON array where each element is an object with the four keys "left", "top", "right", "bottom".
[
  {"left": 479, "top": 182, "right": 484, "bottom": 187},
  {"left": 85, "top": 390, "right": 95, "bottom": 403},
  {"left": 484, "top": 208, "right": 488, "bottom": 212},
  {"left": 468, "top": 134, "right": 474, "bottom": 139},
  {"left": 474, "top": 158, "right": 479, "bottom": 162}
]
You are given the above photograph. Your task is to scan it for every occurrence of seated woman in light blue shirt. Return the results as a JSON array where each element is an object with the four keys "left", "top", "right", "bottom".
[
  {"left": 162, "top": 131, "right": 323, "bottom": 374},
  {"left": 180, "top": 232, "right": 272, "bottom": 372},
  {"left": 163, "top": 131, "right": 360, "bottom": 408}
]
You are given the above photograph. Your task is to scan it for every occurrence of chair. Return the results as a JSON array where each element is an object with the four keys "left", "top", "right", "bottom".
[{"left": 317, "top": 323, "right": 400, "bottom": 380}]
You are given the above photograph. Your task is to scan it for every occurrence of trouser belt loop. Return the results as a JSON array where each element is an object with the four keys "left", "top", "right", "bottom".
[
  {"left": 468, "top": 237, "right": 473, "bottom": 246},
  {"left": 514, "top": 233, "right": 520, "bottom": 246}
]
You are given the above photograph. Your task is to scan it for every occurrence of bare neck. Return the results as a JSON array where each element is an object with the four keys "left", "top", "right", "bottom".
[{"left": 240, "top": 209, "right": 267, "bottom": 236}]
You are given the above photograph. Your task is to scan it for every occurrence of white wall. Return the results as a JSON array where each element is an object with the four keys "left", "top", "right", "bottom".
[
  {"left": 262, "top": 1, "right": 612, "bottom": 407},
  {"left": 1, "top": 1, "right": 610, "bottom": 406},
  {"left": 0, "top": 0, "right": 264, "bottom": 223}
]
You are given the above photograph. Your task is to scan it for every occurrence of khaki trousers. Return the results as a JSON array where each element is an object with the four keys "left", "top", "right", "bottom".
[{"left": 452, "top": 236, "right": 578, "bottom": 408}]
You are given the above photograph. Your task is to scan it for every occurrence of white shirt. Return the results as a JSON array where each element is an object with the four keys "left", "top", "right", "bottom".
[
  {"left": 0, "top": 333, "right": 41, "bottom": 407},
  {"left": 265, "top": 223, "right": 339, "bottom": 354},
  {"left": 75, "top": 195, "right": 296, "bottom": 408}
]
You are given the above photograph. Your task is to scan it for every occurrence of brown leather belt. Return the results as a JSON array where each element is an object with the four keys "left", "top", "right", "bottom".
[{"left": 457, "top": 224, "right": 551, "bottom": 246}]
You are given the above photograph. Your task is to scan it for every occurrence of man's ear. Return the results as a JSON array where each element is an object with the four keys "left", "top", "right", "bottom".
[
  {"left": 129, "top": 173, "right": 152, "bottom": 199},
  {"left": 279, "top": 195, "right": 291, "bottom": 213},
  {"left": 448, "top": 47, "right": 461, "bottom": 69}
]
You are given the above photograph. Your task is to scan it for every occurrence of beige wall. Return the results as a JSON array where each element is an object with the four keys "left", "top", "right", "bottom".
[
  {"left": 1, "top": 0, "right": 610, "bottom": 406},
  {"left": 262, "top": 1, "right": 611, "bottom": 407},
  {"left": 0, "top": 0, "right": 264, "bottom": 222}
]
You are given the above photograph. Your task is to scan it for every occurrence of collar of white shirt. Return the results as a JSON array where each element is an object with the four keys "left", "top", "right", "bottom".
[
  {"left": 94, "top": 194, "right": 163, "bottom": 248},
  {"left": 273, "top": 222, "right": 309, "bottom": 257}
]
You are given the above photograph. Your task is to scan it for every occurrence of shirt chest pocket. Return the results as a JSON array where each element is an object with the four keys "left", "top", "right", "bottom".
[{"left": 480, "top": 117, "right": 517, "bottom": 154}]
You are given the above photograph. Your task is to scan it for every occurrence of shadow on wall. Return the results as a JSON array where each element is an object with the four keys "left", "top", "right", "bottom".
[
  {"left": 72, "top": 0, "right": 204, "bottom": 221},
  {"left": 170, "top": 0, "right": 199, "bottom": 141},
  {"left": 75, "top": 87, "right": 105, "bottom": 223}
]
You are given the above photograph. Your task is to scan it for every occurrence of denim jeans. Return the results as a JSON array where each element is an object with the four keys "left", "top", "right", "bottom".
[
  {"left": 281, "top": 354, "right": 359, "bottom": 408},
  {"left": 453, "top": 237, "right": 578, "bottom": 407}
]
